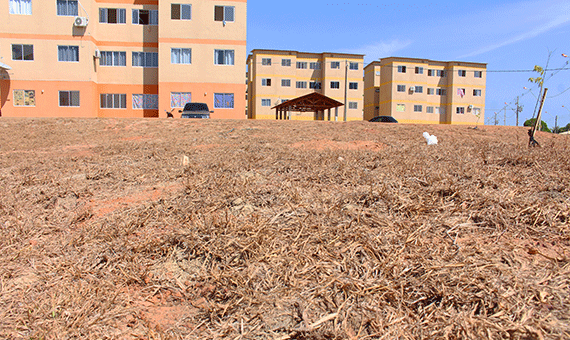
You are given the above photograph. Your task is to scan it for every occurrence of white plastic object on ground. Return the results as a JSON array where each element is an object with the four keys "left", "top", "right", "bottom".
[{"left": 423, "top": 132, "right": 438, "bottom": 145}]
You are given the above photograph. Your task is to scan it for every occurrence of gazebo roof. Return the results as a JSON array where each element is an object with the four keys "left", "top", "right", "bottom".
[{"left": 272, "top": 92, "right": 344, "bottom": 112}]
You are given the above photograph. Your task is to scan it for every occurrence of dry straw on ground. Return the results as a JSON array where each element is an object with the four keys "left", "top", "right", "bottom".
[{"left": 0, "top": 118, "right": 568, "bottom": 339}]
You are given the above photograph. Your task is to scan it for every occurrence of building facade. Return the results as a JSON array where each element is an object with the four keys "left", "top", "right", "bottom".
[
  {"left": 0, "top": 0, "right": 247, "bottom": 119},
  {"left": 364, "top": 57, "right": 486, "bottom": 125},
  {"left": 247, "top": 50, "right": 364, "bottom": 121}
]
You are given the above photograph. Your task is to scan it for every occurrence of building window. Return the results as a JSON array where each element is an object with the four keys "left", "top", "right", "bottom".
[
  {"left": 171, "top": 48, "right": 191, "bottom": 64},
  {"left": 59, "top": 91, "right": 80, "bottom": 107},
  {"left": 214, "top": 93, "right": 234, "bottom": 109},
  {"left": 456, "top": 107, "right": 465, "bottom": 114},
  {"left": 458, "top": 70, "right": 466, "bottom": 77},
  {"left": 296, "top": 81, "right": 307, "bottom": 89},
  {"left": 349, "top": 82, "right": 358, "bottom": 90},
  {"left": 170, "top": 92, "right": 191, "bottom": 108},
  {"left": 261, "top": 78, "right": 271, "bottom": 86},
  {"left": 133, "top": 52, "right": 158, "bottom": 67},
  {"left": 397, "top": 85, "right": 406, "bottom": 92},
  {"left": 396, "top": 104, "right": 405, "bottom": 112},
  {"left": 427, "top": 88, "right": 434, "bottom": 95},
  {"left": 415, "top": 66, "right": 423, "bottom": 74},
  {"left": 9, "top": 0, "right": 32, "bottom": 15},
  {"left": 473, "top": 107, "right": 481, "bottom": 116},
  {"left": 310, "top": 62, "right": 321, "bottom": 70},
  {"left": 171, "top": 4, "right": 191, "bottom": 20},
  {"left": 436, "top": 88, "right": 446, "bottom": 96},
  {"left": 262, "top": 58, "right": 272, "bottom": 66},
  {"left": 261, "top": 99, "right": 271, "bottom": 107},
  {"left": 426, "top": 106, "right": 434, "bottom": 114},
  {"left": 414, "top": 105, "right": 422, "bottom": 112},
  {"left": 474, "top": 70, "right": 483, "bottom": 78},
  {"left": 398, "top": 65, "right": 406, "bottom": 73},
  {"left": 437, "top": 70, "right": 446, "bottom": 77},
  {"left": 281, "top": 79, "right": 291, "bottom": 87},
  {"left": 58, "top": 45, "right": 79, "bottom": 62},
  {"left": 214, "top": 6, "right": 234, "bottom": 22},
  {"left": 100, "top": 93, "right": 126, "bottom": 109},
  {"left": 99, "top": 8, "right": 126, "bottom": 23},
  {"left": 214, "top": 49, "right": 234, "bottom": 65},
  {"left": 13, "top": 89, "right": 35, "bottom": 106},
  {"left": 331, "top": 61, "right": 340, "bottom": 69},
  {"left": 57, "top": 0, "right": 78, "bottom": 16},
  {"left": 349, "top": 102, "right": 358, "bottom": 109},
  {"left": 296, "top": 61, "right": 307, "bottom": 69},
  {"left": 330, "top": 81, "right": 340, "bottom": 89},
  {"left": 310, "top": 82, "right": 321, "bottom": 89},
  {"left": 132, "top": 9, "right": 158, "bottom": 25},
  {"left": 435, "top": 107, "right": 446, "bottom": 115},
  {"left": 12, "top": 44, "right": 33, "bottom": 61},
  {"left": 473, "top": 89, "right": 482, "bottom": 97},
  {"left": 349, "top": 62, "right": 359, "bottom": 70},
  {"left": 415, "top": 86, "right": 423, "bottom": 93},
  {"left": 457, "top": 88, "right": 466, "bottom": 98},
  {"left": 132, "top": 94, "right": 158, "bottom": 109},
  {"left": 100, "top": 51, "right": 126, "bottom": 66},
  {"left": 428, "top": 69, "right": 435, "bottom": 76},
  {"left": 282, "top": 59, "right": 291, "bottom": 67}
]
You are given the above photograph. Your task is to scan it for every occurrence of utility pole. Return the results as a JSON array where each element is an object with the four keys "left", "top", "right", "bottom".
[
  {"left": 343, "top": 60, "right": 348, "bottom": 122},
  {"left": 515, "top": 96, "right": 522, "bottom": 126},
  {"left": 555, "top": 115, "right": 558, "bottom": 134},
  {"left": 494, "top": 112, "right": 498, "bottom": 125}
]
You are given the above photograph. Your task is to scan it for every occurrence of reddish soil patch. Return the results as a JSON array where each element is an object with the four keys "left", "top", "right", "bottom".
[
  {"left": 119, "top": 135, "right": 153, "bottom": 141},
  {"left": 89, "top": 184, "right": 181, "bottom": 218},
  {"left": 291, "top": 139, "right": 386, "bottom": 151}
]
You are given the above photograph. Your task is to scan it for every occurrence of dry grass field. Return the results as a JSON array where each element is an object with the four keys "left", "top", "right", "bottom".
[{"left": 0, "top": 118, "right": 569, "bottom": 339}]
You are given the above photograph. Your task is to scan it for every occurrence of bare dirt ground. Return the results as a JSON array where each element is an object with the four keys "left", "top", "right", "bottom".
[{"left": 0, "top": 118, "right": 569, "bottom": 339}]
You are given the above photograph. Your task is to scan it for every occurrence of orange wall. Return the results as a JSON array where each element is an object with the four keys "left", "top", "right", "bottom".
[
  {"left": 1, "top": 80, "right": 98, "bottom": 118},
  {"left": 158, "top": 82, "right": 246, "bottom": 119}
]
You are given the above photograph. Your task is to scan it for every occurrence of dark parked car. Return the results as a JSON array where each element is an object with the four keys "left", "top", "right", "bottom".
[
  {"left": 179, "top": 103, "right": 213, "bottom": 119},
  {"left": 369, "top": 116, "right": 398, "bottom": 123}
]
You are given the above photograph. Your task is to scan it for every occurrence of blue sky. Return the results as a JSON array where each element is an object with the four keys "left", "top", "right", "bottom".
[{"left": 247, "top": 0, "right": 570, "bottom": 128}]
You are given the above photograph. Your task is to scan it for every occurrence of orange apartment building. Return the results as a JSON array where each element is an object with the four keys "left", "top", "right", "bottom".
[
  {"left": 247, "top": 50, "right": 364, "bottom": 121},
  {"left": 0, "top": 0, "right": 247, "bottom": 119},
  {"left": 364, "top": 57, "right": 486, "bottom": 125}
]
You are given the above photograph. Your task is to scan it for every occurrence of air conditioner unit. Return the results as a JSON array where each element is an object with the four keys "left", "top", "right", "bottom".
[
  {"left": 94, "top": 49, "right": 101, "bottom": 58},
  {"left": 74, "top": 16, "right": 88, "bottom": 27},
  {"left": 468, "top": 105, "right": 473, "bottom": 110},
  {"left": 409, "top": 86, "right": 415, "bottom": 93}
]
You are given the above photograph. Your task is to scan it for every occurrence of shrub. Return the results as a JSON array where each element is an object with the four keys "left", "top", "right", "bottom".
[{"left": 523, "top": 118, "right": 551, "bottom": 133}]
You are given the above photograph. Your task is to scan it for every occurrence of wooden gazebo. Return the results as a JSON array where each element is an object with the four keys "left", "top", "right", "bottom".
[{"left": 272, "top": 92, "right": 344, "bottom": 121}]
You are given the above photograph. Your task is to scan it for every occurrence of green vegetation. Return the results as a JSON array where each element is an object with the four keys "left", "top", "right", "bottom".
[{"left": 523, "top": 118, "right": 551, "bottom": 132}]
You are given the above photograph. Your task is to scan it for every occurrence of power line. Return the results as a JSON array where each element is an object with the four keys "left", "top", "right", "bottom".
[{"left": 250, "top": 60, "right": 570, "bottom": 74}]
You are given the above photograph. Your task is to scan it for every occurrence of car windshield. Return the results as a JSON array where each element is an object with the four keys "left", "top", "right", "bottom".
[{"left": 183, "top": 103, "right": 209, "bottom": 111}]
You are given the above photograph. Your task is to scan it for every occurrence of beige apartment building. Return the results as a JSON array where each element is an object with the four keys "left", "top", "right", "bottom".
[
  {"left": 247, "top": 50, "right": 364, "bottom": 121},
  {"left": 364, "top": 57, "right": 486, "bottom": 125},
  {"left": 0, "top": 0, "right": 247, "bottom": 119}
]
